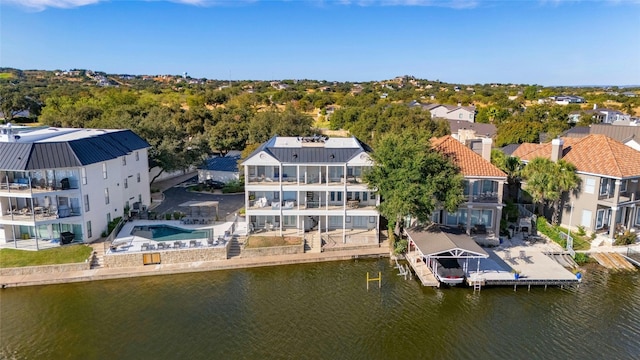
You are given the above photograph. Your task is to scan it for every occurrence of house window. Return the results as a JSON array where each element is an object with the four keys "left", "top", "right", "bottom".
[
  {"left": 102, "top": 163, "right": 108, "bottom": 179},
  {"left": 84, "top": 194, "right": 90, "bottom": 212},
  {"left": 122, "top": 156, "right": 126, "bottom": 166},
  {"left": 469, "top": 113, "right": 473, "bottom": 120},
  {"left": 459, "top": 113, "right": 463, "bottom": 119},
  {"left": 124, "top": 178, "right": 128, "bottom": 189},
  {"left": 596, "top": 208, "right": 610, "bottom": 229},
  {"left": 636, "top": 209, "right": 640, "bottom": 226},
  {"left": 584, "top": 178, "right": 596, "bottom": 194},
  {"left": 137, "top": 173, "right": 141, "bottom": 183},
  {"left": 138, "top": 194, "right": 142, "bottom": 203},
  {"left": 600, "top": 178, "right": 612, "bottom": 196},
  {"left": 81, "top": 167, "right": 87, "bottom": 185},
  {"left": 371, "top": 193, "right": 376, "bottom": 200},
  {"left": 107, "top": 213, "right": 111, "bottom": 224},
  {"left": 580, "top": 210, "right": 592, "bottom": 228},
  {"left": 620, "top": 180, "right": 627, "bottom": 193},
  {"left": 135, "top": 151, "right": 139, "bottom": 161},
  {"left": 86, "top": 221, "right": 92, "bottom": 238},
  {"left": 363, "top": 192, "right": 368, "bottom": 202},
  {"left": 104, "top": 188, "right": 110, "bottom": 205}
]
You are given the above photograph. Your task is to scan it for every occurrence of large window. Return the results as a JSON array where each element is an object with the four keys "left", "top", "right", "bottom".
[
  {"left": 81, "top": 167, "right": 87, "bottom": 185},
  {"left": 86, "top": 221, "right": 92, "bottom": 238},
  {"left": 104, "top": 188, "right": 110, "bottom": 205},
  {"left": 470, "top": 209, "right": 493, "bottom": 227},
  {"left": 446, "top": 209, "right": 468, "bottom": 227},
  {"left": 84, "top": 194, "right": 90, "bottom": 212},
  {"left": 600, "top": 178, "right": 614, "bottom": 196},
  {"left": 581, "top": 210, "right": 592, "bottom": 228},
  {"left": 102, "top": 163, "right": 108, "bottom": 179},
  {"left": 596, "top": 208, "right": 610, "bottom": 229},
  {"left": 124, "top": 178, "right": 128, "bottom": 189},
  {"left": 584, "top": 178, "right": 595, "bottom": 194},
  {"left": 620, "top": 180, "right": 628, "bottom": 193}
]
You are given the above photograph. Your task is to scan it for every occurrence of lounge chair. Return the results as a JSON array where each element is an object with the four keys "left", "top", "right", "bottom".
[
  {"left": 174, "top": 241, "right": 181, "bottom": 249},
  {"left": 141, "top": 243, "right": 149, "bottom": 251},
  {"left": 157, "top": 242, "right": 165, "bottom": 250},
  {"left": 189, "top": 240, "right": 196, "bottom": 248}
]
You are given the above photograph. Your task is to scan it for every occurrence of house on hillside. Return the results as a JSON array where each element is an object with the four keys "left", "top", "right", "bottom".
[
  {"left": 242, "top": 135, "right": 379, "bottom": 250},
  {"left": 422, "top": 103, "right": 476, "bottom": 122},
  {"left": 568, "top": 105, "right": 630, "bottom": 124},
  {"left": 512, "top": 135, "right": 640, "bottom": 242},
  {"left": 429, "top": 136, "right": 507, "bottom": 237},
  {"left": 0, "top": 124, "right": 151, "bottom": 249},
  {"left": 447, "top": 120, "right": 497, "bottom": 145}
]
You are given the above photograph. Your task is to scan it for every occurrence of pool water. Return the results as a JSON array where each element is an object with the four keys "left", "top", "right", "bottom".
[{"left": 131, "top": 225, "right": 211, "bottom": 242}]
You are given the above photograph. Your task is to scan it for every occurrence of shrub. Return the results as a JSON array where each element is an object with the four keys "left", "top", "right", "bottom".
[
  {"left": 173, "top": 211, "right": 182, "bottom": 220},
  {"left": 107, "top": 217, "right": 123, "bottom": 235},
  {"left": 238, "top": 207, "right": 246, "bottom": 216},
  {"left": 164, "top": 213, "right": 172, "bottom": 220},
  {"left": 394, "top": 239, "right": 408, "bottom": 255},
  {"left": 574, "top": 252, "right": 590, "bottom": 265},
  {"left": 615, "top": 231, "right": 638, "bottom": 246},
  {"left": 222, "top": 180, "right": 244, "bottom": 193}
]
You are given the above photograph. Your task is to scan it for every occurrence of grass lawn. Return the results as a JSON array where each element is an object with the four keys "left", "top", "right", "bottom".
[
  {"left": 246, "top": 236, "right": 302, "bottom": 248},
  {"left": 0, "top": 73, "right": 15, "bottom": 80},
  {"left": 0, "top": 245, "right": 93, "bottom": 268},
  {"left": 536, "top": 218, "right": 591, "bottom": 251}
]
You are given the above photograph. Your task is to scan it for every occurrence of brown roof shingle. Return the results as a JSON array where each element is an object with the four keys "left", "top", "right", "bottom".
[
  {"left": 512, "top": 134, "right": 640, "bottom": 178},
  {"left": 431, "top": 136, "right": 507, "bottom": 178}
]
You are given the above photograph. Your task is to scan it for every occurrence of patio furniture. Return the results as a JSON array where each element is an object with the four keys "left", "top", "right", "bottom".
[
  {"left": 207, "top": 238, "right": 214, "bottom": 246},
  {"left": 141, "top": 243, "right": 149, "bottom": 251},
  {"left": 157, "top": 243, "right": 165, "bottom": 250},
  {"left": 174, "top": 241, "right": 181, "bottom": 249},
  {"left": 189, "top": 240, "right": 196, "bottom": 248}
]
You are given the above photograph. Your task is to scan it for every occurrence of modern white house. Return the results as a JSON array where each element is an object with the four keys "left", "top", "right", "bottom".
[
  {"left": 242, "top": 135, "right": 379, "bottom": 249},
  {"left": 424, "top": 104, "right": 476, "bottom": 122},
  {"left": 0, "top": 124, "right": 151, "bottom": 249},
  {"left": 197, "top": 155, "right": 240, "bottom": 184}
]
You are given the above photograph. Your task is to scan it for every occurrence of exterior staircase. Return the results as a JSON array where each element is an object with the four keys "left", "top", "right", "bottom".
[
  {"left": 89, "top": 242, "right": 105, "bottom": 269},
  {"left": 227, "top": 237, "right": 243, "bottom": 258},
  {"left": 305, "top": 233, "right": 322, "bottom": 253}
]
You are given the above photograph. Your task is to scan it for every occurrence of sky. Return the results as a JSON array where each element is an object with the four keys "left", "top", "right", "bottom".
[{"left": 1, "top": 0, "right": 639, "bottom": 86}]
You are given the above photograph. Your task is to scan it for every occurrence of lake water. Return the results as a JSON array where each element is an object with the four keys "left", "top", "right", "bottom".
[{"left": 1, "top": 259, "right": 639, "bottom": 359}]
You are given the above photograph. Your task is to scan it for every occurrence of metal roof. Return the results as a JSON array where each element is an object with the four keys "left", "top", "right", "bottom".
[
  {"left": 0, "top": 142, "right": 32, "bottom": 170},
  {"left": 0, "top": 129, "right": 149, "bottom": 170},
  {"left": 405, "top": 224, "right": 489, "bottom": 258},
  {"left": 268, "top": 148, "right": 361, "bottom": 164},
  {"left": 200, "top": 156, "right": 240, "bottom": 172}
]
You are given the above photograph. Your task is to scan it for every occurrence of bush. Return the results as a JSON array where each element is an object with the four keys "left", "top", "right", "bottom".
[
  {"left": 574, "top": 252, "right": 590, "bottom": 265},
  {"left": 164, "top": 213, "right": 172, "bottom": 220},
  {"left": 394, "top": 239, "right": 408, "bottom": 255},
  {"left": 222, "top": 180, "right": 244, "bottom": 193},
  {"left": 615, "top": 231, "right": 638, "bottom": 246},
  {"left": 107, "top": 217, "right": 123, "bottom": 235},
  {"left": 576, "top": 225, "right": 586, "bottom": 236},
  {"left": 173, "top": 211, "right": 182, "bottom": 220}
]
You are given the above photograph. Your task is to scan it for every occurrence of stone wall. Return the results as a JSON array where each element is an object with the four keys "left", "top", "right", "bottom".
[
  {"left": 0, "top": 262, "right": 90, "bottom": 276},
  {"left": 241, "top": 243, "right": 304, "bottom": 258},
  {"left": 104, "top": 245, "right": 228, "bottom": 268}
]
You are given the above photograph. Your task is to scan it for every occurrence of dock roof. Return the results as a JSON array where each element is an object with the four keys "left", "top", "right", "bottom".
[{"left": 405, "top": 224, "right": 489, "bottom": 259}]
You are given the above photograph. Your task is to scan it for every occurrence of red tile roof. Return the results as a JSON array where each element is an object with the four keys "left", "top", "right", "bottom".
[
  {"left": 512, "top": 134, "right": 640, "bottom": 178},
  {"left": 431, "top": 136, "right": 507, "bottom": 178}
]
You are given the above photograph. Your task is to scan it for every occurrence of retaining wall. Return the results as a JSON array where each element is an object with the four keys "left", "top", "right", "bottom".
[
  {"left": 0, "top": 262, "right": 90, "bottom": 276},
  {"left": 242, "top": 243, "right": 304, "bottom": 258},
  {"left": 104, "top": 245, "right": 228, "bottom": 268}
]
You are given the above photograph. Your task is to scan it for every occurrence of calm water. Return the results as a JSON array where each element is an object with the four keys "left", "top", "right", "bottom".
[{"left": 1, "top": 260, "right": 639, "bottom": 360}]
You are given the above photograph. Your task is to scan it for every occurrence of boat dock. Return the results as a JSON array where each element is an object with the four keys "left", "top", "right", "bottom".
[{"left": 405, "top": 249, "right": 439, "bottom": 287}]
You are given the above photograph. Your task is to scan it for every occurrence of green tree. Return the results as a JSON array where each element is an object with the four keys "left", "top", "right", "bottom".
[
  {"left": 364, "top": 130, "right": 464, "bottom": 236},
  {"left": 491, "top": 150, "right": 523, "bottom": 201},
  {"left": 521, "top": 157, "right": 580, "bottom": 224}
]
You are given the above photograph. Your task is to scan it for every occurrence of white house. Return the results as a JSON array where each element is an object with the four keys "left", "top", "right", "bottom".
[
  {"left": 198, "top": 155, "right": 240, "bottom": 184},
  {"left": 242, "top": 135, "right": 379, "bottom": 250},
  {"left": 0, "top": 124, "right": 151, "bottom": 249},
  {"left": 423, "top": 103, "right": 476, "bottom": 122}
]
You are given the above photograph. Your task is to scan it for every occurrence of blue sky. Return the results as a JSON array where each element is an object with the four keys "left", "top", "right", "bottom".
[{"left": 1, "top": 0, "right": 639, "bottom": 85}]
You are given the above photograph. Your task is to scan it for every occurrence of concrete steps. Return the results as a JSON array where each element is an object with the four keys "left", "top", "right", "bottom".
[
  {"left": 89, "top": 242, "right": 105, "bottom": 269},
  {"left": 227, "top": 237, "right": 242, "bottom": 258}
]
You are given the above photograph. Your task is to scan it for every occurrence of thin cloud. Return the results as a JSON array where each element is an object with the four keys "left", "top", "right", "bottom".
[
  {"left": 3, "top": 0, "right": 102, "bottom": 11},
  {"left": 341, "top": 0, "right": 479, "bottom": 8}
]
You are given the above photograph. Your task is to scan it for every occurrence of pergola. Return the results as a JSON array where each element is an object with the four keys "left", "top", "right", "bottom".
[{"left": 178, "top": 200, "right": 220, "bottom": 220}]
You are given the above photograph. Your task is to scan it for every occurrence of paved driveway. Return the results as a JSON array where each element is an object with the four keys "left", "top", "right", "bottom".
[{"left": 152, "top": 186, "right": 244, "bottom": 220}]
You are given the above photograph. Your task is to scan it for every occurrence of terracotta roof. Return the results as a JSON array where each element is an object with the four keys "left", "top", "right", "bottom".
[
  {"left": 512, "top": 134, "right": 640, "bottom": 178},
  {"left": 430, "top": 136, "right": 507, "bottom": 178}
]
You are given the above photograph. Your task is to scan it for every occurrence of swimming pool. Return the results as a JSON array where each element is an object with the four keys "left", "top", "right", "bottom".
[{"left": 131, "top": 225, "right": 211, "bottom": 242}]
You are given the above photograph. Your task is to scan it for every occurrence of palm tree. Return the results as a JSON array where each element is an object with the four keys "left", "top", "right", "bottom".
[
  {"left": 521, "top": 157, "right": 580, "bottom": 224},
  {"left": 491, "top": 150, "right": 523, "bottom": 202}
]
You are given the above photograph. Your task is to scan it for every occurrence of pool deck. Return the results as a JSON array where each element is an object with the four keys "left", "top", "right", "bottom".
[{"left": 111, "top": 220, "right": 229, "bottom": 253}]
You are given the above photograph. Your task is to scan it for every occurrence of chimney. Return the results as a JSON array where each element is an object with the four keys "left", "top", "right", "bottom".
[
  {"left": 551, "top": 138, "right": 564, "bottom": 162},
  {"left": 481, "top": 137, "right": 492, "bottom": 161}
]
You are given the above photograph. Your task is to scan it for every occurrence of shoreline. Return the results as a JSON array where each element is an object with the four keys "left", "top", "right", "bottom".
[{"left": 0, "top": 246, "right": 390, "bottom": 288}]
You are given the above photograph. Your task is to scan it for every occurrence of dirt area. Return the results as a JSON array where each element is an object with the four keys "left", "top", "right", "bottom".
[{"left": 246, "top": 236, "right": 302, "bottom": 248}]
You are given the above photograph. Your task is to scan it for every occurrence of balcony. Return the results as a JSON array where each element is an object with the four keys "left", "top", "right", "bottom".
[
  {"left": 468, "top": 192, "right": 500, "bottom": 203},
  {"left": 1, "top": 205, "right": 81, "bottom": 222},
  {"left": 0, "top": 171, "right": 80, "bottom": 194}
]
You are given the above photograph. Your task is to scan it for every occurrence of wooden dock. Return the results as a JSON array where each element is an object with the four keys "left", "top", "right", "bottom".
[{"left": 406, "top": 250, "right": 439, "bottom": 287}]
